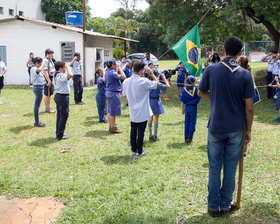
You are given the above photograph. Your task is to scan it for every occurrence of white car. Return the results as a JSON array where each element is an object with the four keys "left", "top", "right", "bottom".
[{"left": 126, "top": 53, "right": 159, "bottom": 67}]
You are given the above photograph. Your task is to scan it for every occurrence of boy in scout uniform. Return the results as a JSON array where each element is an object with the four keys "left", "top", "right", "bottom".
[
  {"left": 70, "top": 52, "right": 84, "bottom": 105},
  {"left": 43, "top": 48, "right": 55, "bottom": 113},
  {"left": 53, "top": 61, "right": 73, "bottom": 140},
  {"left": 0, "top": 56, "right": 7, "bottom": 105}
]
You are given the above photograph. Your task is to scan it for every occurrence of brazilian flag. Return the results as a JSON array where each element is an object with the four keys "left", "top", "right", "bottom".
[{"left": 172, "top": 25, "right": 202, "bottom": 77}]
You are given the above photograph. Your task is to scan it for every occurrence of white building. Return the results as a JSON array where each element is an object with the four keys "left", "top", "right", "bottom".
[
  {"left": 0, "top": 0, "right": 45, "bottom": 20},
  {"left": 0, "top": 16, "right": 137, "bottom": 85}
]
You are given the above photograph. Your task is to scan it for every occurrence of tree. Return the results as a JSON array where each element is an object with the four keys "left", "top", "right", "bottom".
[
  {"left": 41, "top": 0, "right": 91, "bottom": 25},
  {"left": 147, "top": 0, "right": 279, "bottom": 51}
]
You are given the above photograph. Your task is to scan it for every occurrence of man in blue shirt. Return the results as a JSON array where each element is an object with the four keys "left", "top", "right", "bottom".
[
  {"left": 70, "top": 52, "right": 84, "bottom": 105},
  {"left": 198, "top": 36, "right": 255, "bottom": 217}
]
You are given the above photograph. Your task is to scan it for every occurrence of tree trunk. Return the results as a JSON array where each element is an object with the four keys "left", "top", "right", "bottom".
[{"left": 244, "top": 6, "right": 280, "bottom": 51}]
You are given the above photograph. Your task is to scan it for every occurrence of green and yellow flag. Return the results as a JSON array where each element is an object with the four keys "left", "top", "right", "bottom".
[{"left": 172, "top": 25, "right": 202, "bottom": 77}]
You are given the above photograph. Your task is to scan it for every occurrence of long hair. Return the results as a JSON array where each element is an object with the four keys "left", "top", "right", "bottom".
[{"left": 238, "top": 56, "right": 250, "bottom": 71}]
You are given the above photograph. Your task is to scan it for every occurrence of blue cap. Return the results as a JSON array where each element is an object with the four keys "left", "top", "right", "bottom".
[
  {"left": 107, "top": 59, "right": 116, "bottom": 68},
  {"left": 186, "top": 75, "right": 196, "bottom": 85}
]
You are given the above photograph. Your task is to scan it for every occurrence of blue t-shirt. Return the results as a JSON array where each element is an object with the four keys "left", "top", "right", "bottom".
[
  {"left": 198, "top": 57, "right": 255, "bottom": 132},
  {"left": 105, "top": 68, "right": 122, "bottom": 92},
  {"left": 180, "top": 86, "right": 200, "bottom": 108},
  {"left": 97, "top": 76, "right": 106, "bottom": 95},
  {"left": 176, "top": 67, "right": 189, "bottom": 80},
  {"left": 124, "top": 66, "right": 131, "bottom": 78},
  {"left": 149, "top": 84, "right": 166, "bottom": 99},
  {"left": 159, "top": 70, "right": 170, "bottom": 82}
]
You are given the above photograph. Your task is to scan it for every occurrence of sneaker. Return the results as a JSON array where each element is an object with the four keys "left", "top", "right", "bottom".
[
  {"left": 137, "top": 151, "right": 147, "bottom": 157},
  {"left": 76, "top": 101, "right": 84, "bottom": 105},
  {"left": 109, "top": 126, "right": 123, "bottom": 134},
  {"left": 131, "top": 152, "right": 138, "bottom": 157},
  {"left": 34, "top": 122, "right": 46, "bottom": 127},
  {"left": 221, "top": 205, "right": 236, "bottom": 216},
  {"left": 154, "top": 136, "right": 160, "bottom": 141},
  {"left": 149, "top": 135, "right": 156, "bottom": 142},
  {"left": 274, "top": 117, "right": 280, "bottom": 123},
  {"left": 163, "top": 97, "right": 170, "bottom": 100},
  {"left": 45, "top": 108, "right": 55, "bottom": 113},
  {"left": 208, "top": 208, "right": 221, "bottom": 218},
  {"left": 62, "top": 134, "right": 69, "bottom": 140},
  {"left": 99, "top": 120, "right": 108, "bottom": 123}
]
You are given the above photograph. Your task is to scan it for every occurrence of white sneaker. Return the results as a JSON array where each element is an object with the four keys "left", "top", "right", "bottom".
[
  {"left": 131, "top": 152, "right": 138, "bottom": 157},
  {"left": 137, "top": 151, "right": 147, "bottom": 157}
]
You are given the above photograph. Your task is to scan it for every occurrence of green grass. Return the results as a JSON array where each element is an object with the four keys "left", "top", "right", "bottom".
[{"left": 0, "top": 61, "right": 279, "bottom": 223}]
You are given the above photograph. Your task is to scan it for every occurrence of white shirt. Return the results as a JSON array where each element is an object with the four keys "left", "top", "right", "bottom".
[
  {"left": 122, "top": 74, "right": 157, "bottom": 123},
  {"left": 71, "top": 60, "right": 82, "bottom": 75},
  {"left": 142, "top": 58, "right": 154, "bottom": 66},
  {"left": 53, "top": 72, "right": 70, "bottom": 94},
  {"left": 43, "top": 58, "right": 55, "bottom": 76},
  {"left": 268, "top": 59, "right": 275, "bottom": 72},
  {"left": 31, "top": 67, "right": 45, "bottom": 85},
  {"left": 0, "top": 61, "right": 7, "bottom": 74},
  {"left": 272, "top": 60, "right": 280, "bottom": 75}
]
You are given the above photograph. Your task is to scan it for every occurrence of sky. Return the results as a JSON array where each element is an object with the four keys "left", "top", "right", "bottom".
[{"left": 89, "top": 0, "right": 149, "bottom": 18}]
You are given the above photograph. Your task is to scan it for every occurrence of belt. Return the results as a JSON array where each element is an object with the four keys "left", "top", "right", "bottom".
[
  {"left": 107, "top": 90, "right": 121, "bottom": 93},
  {"left": 56, "top": 93, "right": 69, "bottom": 96}
]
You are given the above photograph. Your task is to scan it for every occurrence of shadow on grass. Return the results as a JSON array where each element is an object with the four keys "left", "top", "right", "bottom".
[
  {"left": 9, "top": 125, "right": 34, "bottom": 134},
  {"left": 85, "top": 116, "right": 99, "bottom": 120},
  {"left": 23, "top": 112, "right": 44, "bottom": 117},
  {"left": 85, "top": 130, "right": 111, "bottom": 139},
  {"left": 184, "top": 202, "right": 280, "bottom": 224},
  {"left": 29, "top": 137, "right": 57, "bottom": 148},
  {"left": 100, "top": 155, "right": 137, "bottom": 165},
  {"left": 83, "top": 120, "right": 100, "bottom": 127},
  {"left": 167, "top": 142, "right": 190, "bottom": 149},
  {"left": 164, "top": 121, "right": 183, "bottom": 126},
  {"left": 198, "top": 145, "right": 207, "bottom": 151}
]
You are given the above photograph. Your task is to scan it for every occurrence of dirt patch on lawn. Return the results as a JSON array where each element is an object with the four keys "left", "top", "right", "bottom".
[{"left": 0, "top": 196, "right": 64, "bottom": 224}]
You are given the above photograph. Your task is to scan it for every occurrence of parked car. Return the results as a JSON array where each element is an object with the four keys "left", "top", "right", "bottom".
[{"left": 126, "top": 53, "right": 159, "bottom": 67}]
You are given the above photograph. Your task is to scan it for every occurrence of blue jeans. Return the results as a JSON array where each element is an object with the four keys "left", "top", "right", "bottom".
[
  {"left": 33, "top": 85, "right": 44, "bottom": 124},
  {"left": 207, "top": 130, "right": 243, "bottom": 211}
]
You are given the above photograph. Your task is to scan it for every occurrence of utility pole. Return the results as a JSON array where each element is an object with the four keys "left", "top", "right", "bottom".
[{"left": 82, "top": 0, "right": 86, "bottom": 85}]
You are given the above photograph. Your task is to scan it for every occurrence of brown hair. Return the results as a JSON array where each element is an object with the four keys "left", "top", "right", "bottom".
[{"left": 238, "top": 56, "right": 250, "bottom": 71}]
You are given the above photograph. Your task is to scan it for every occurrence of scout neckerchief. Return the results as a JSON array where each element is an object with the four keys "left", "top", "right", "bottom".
[
  {"left": 53, "top": 71, "right": 62, "bottom": 85},
  {"left": 184, "top": 86, "right": 195, "bottom": 97},
  {"left": 221, "top": 57, "right": 240, "bottom": 73}
]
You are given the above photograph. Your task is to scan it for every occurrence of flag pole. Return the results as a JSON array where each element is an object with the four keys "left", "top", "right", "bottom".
[
  {"left": 82, "top": 0, "right": 86, "bottom": 85},
  {"left": 157, "top": 0, "right": 219, "bottom": 60}
]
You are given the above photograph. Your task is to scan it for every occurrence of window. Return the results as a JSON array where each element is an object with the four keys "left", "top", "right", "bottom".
[
  {"left": 0, "top": 7, "right": 3, "bottom": 15},
  {"left": 19, "top": 11, "right": 23, "bottom": 16},
  {"left": 104, "top": 50, "right": 110, "bottom": 57},
  {"left": 60, "top": 42, "right": 75, "bottom": 62},
  {"left": 9, "top": 9, "right": 14, "bottom": 16}
]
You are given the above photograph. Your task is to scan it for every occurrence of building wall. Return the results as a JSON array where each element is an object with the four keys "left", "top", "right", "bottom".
[
  {"left": 0, "top": 0, "right": 45, "bottom": 20},
  {"left": 0, "top": 19, "right": 83, "bottom": 85},
  {"left": 86, "top": 36, "right": 114, "bottom": 61}
]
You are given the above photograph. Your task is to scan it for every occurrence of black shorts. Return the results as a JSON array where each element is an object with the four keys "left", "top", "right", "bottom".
[
  {"left": 44, "top": 76, "right": 54, "bottom": 96},
  {"left": 0, "top": 76, "right": 4, "bottom": 90}
]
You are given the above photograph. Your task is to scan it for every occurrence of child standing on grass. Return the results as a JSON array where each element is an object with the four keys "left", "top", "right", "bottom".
[
  {"left": 159, "top": 69, "right": 176, "bottom": 100},
  {"left": 0, "top": 56, "right": 7, "bottom": 105},
  {"left": 96, "top": 68, "right": 107, "bottom": 123},
  {"left": 31, "top": 57, "right": 46, "bottom": 127},
  {"left": 268, "top": 75, "right": 280, "bottom": 123},
  {"left": 175, "top": 62, "right": 189, "bottom": 97},
  {"left": 180, "top": 76, "right": 200, "bottom": 143},
  {"left": 148, "top": 72, "right": 170, "bottom": 142},
  {"left": 123, "top": 61, "right": 160, "bottom": 157},
  {"left": 53, "top": 61, "right": 73, "bottom": 140}
]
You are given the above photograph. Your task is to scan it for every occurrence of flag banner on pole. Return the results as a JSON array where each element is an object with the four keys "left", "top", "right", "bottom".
[{"left": 172, "top": 25, "right": 202, "bottom": 77}]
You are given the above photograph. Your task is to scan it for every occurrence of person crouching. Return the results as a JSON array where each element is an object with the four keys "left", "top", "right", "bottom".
[{"left": 53, "top": 61, "right": 73, "bottom": 140}]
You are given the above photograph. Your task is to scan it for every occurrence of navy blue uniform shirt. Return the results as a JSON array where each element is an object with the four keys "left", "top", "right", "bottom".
[
  {"left": 105, "top": 68, "right": 122, "bottom": 92},
  {"left": 198, "top": 57, "right": 255, "bottom": 132},
  {"left": 180, "top": 86, "right": 200, "bottom": 107},
  {"left": 97, "top": 76, "right": 106, "bottom": 95}
]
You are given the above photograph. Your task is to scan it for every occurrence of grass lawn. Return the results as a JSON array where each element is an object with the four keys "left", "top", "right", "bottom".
[{"left": 0, "top": 61, "right": 279, "bottom": 223}]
